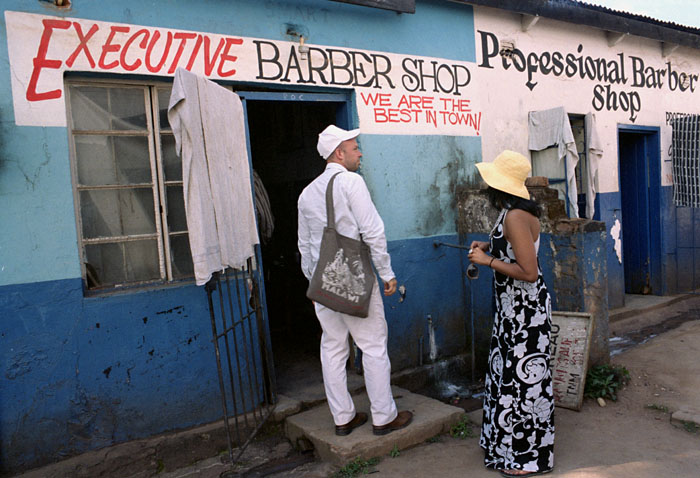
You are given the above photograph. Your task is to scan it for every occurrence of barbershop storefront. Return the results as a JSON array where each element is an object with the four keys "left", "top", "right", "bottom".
[{"left": 1, "top": 0, "right": 699, "bottom": 473}]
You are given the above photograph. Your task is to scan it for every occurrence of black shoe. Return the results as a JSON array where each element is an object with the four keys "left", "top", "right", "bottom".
[
  {"left": 372, "top": 410, "right": 413, "bottom": 436},
  {"left": 335, "top": 412, "right": 368, "bottom": 436}
]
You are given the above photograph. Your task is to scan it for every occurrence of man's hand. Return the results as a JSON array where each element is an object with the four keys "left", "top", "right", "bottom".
[{"left": 384, "top": 278, "right": 397, "bottom": 296}]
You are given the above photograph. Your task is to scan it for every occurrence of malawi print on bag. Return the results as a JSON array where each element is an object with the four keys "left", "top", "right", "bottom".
[{"left": 321, "top": 249, "right": 366, "bottom": 303}]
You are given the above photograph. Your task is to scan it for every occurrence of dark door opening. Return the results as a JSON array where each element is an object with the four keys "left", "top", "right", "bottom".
[
  {"left": 618, "top": 127, "right": 661, "bottom": 295},
  {"left": 245, "top": 98, "right": 345, "bottom": 394}
]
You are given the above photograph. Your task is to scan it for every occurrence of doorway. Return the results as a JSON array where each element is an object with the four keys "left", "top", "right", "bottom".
[
  {"left": 618, "top": 126, "right": 662, "bottom": 295},
  {"left": 243, "top": 92, "right": 351, "bottom": 394}
]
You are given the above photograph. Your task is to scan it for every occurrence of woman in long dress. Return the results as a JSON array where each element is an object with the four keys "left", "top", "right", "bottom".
[{"left": 468, "top": 150, "right": 554, "bottom": 478}]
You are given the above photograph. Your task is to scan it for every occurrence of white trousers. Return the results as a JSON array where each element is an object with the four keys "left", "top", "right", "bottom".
[{"left": 314, "top": 281, "right": 398, "bottom": 426}]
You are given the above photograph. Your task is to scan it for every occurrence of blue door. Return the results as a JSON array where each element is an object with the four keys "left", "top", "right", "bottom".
[{"left": 618, "top": 127, "right": 661, "bottom": 294}]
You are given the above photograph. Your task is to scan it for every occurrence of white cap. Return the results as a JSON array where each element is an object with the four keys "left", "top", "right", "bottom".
[{"left": 317, "top": 125, "right": 360, "bottom": 160}]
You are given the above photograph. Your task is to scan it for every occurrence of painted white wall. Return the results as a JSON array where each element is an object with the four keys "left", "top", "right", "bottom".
[{"left": 473, "top": 6, "right": 700, "bottom": 192}]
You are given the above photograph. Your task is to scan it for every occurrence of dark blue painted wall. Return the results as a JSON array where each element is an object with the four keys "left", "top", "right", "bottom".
[
  {"left": 660, "top": 185, "right": 700, "bottom": 294},
  {"left": 597, "top": 191, "right": 625, "bottom": 309},
  {"left": 385, "top": 234, "right": 470, "bottom": 369},
  {"left": 0, "top": 277, "right": 266, "bottom": 471}
]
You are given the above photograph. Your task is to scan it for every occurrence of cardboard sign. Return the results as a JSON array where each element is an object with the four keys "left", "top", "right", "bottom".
[{"left": 550, "top": 311, "right": 593, "bottom": 411}]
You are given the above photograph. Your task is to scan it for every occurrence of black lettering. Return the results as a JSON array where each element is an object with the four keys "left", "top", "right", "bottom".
[
  {"left": 526, "top": 52, "right": 539, "bottom": 90},
  {"left": 371, "top": 53, "right": 394, "bottom": 89},
  {"left": 350, "top": 50, "right": 373, "bottom": 87},
  {"left": 306, "top": 47, "right": 329, "bottom": 85},
  {"left": 402, "top": 57, "right": 420, "bottom": 92},
  {"left": 511, "top": 49, "right": 526, "bottom": 72},
  {"left": 254, "top": 40, "right": 282, "bottom": 80},
  {"left": 539, "top": 52, "right": 551, "bottom": 75},
  {"left": 478, "top": 30, "right": 499, "bottom": 68},
  {"left": 280, "top": 46, "right": 303, "bottom": 83},
  {"left": 631, "top": 56, "right": 645, "bottom": 87},
  {"left": 328, "top": 48, "right": 353, "bottom": 86},
  {"left": 551, "top": 51, "right": 564, "bottom": 75},
  {"left": 436, "top": 63, "right": 455, "bottom": 93},
  {"left": 565, "top": 53, "right": 577, "bottom": 77},
  {"left": 452, "top": 64, "right": 471, "bottom": 95},
  {"left": 592, "top": 84, "right": 605, "bottom": 112}
]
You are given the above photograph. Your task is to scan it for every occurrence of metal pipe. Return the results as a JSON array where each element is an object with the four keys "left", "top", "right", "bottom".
[
  {"left": 433, "top": 240, "right": 471, "bottom": 251},
  {"left": 419, "top": 336, "right": 424, "bottom": 367},
  {"left": 434, "top": 240, "right": 478, "bottom": 379},
  {"left": 469, "top": 280, "right": 476, "bottom": 382}
]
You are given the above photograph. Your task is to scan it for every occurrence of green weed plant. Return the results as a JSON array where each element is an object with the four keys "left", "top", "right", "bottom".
[
  {"left": 584, "top": 364, "right": 630, "bottom": 401},
  {"left": 333, "top": 457, "right": 380, "bottom": 478},
  {"left": 450, "top": 415, "right": 476, "bottom": 439}
]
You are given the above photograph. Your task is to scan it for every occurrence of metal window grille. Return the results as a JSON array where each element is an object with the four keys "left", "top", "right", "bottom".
[{"left": 671, "top": 115, "right": 700, "bottom": 208}]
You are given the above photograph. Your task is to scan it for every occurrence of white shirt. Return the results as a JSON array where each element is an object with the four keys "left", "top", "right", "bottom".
[{"left": 298, "top": 163, "right": 395, "bottom": 283}]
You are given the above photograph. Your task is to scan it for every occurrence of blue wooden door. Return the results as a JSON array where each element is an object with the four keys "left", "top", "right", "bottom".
[{"left": 618, "top": 128, "right": 661, "bottom": 294}]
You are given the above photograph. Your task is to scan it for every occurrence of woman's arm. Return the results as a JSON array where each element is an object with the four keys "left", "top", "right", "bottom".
[{"left": 468, "top": 209, "right": 539, "bottom": 282}]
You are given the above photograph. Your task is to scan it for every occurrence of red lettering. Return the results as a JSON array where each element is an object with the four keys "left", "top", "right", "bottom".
[
  {"left": 217, "top": 37, "right": 243, "bottom": 77},
  {"left": 374, "top": 108, "right": 388, "bottom": 123},
  {"left": 121, "top": 29, "right": 149, "bottom": 71},
  {"left": 167, "top": 32, "right": 197, "bottom": 74},
  {"left": 203, "top": 37, "right": 225, "bottom": 76},
  {"left": 99, "top": 26, "right": 130, "bottom": 70},
  {"left": 360, "top": 92, "right": 391, "bottom": 107},
  {"left": 145, "top": 30, "right": 172, "bottom": 73},
  {"left": 185, "top": 35, "right": 203, "bottom": 71},
  {"left": 439, "top": 97, "right": 471, "bottom": 112},
  {"left": 398, "top": 95, "right": 433, "bottom": 109},
  {"left": 27, "top": 19, "right": 70, "bottom": 102},
  {"left": 65, "top": 22, "right": 99, "bottom": 68}
]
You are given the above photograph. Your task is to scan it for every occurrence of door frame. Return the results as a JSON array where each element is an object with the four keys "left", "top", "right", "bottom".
[
  {"left": 237, "top": 89, "right": 354, "bottom": 371},
  {"left": 617, "top": 124, "right": 662, "bottom": 294}
]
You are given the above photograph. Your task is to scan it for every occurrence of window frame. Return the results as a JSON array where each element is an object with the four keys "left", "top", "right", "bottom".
[{"left": 65, "top": 78, "right": 191, "bottom": 293}]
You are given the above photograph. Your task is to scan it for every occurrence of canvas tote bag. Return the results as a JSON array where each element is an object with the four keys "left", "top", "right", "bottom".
[{"left": 306, "top": 172, "right": 376, "bottom": 317}]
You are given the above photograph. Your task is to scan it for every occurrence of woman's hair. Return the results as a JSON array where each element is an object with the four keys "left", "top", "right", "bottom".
[{"left": 487, "top": 186, "right": 542, "bottom": 218}]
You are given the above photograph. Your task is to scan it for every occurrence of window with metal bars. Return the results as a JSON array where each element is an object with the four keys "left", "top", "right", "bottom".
[
  {"left": 671, "top": 114, "right": 700, "bottom": 208},
  {"left": 66, "top": 80, "right": 193, "bottom": 291}
]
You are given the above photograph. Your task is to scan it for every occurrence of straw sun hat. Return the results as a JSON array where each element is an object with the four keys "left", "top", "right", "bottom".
[{"left": 475, "top": 150, "right": 532, "bottom": 200}]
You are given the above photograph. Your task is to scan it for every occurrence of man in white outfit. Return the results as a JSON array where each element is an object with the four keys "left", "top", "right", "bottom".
[{"left": 297, "top": 125, "right": 413, "bottom": 436}]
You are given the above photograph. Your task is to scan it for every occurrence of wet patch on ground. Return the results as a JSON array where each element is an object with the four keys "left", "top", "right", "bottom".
[{"left": 610, "top": 308, "right": 700, "bottom": 356}]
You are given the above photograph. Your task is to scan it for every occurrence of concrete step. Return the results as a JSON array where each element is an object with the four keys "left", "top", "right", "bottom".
[{"left": 284, "top": 386, "right": 464, "bottom": 466}]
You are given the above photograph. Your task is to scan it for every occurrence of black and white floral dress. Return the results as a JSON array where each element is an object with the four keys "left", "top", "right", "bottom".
[{"left": 480, "top": 208, "right": 555, "bottom": 473}]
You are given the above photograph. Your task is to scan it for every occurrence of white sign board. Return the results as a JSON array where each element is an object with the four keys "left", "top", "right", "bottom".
[
  {"left": 550, "top": 311, "right": 593, "bottom": 411},
  {"left": 5, "top": 10, "right": 482, "bottom": 135}
]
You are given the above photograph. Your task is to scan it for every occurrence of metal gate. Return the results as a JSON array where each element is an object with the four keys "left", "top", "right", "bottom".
[{"left": 204, "top": 254, "right": 276, "bottom": 472}]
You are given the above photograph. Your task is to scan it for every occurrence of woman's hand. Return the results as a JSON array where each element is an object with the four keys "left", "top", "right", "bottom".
[
  {"left": 468, "top": 246, "right": 490, "bottom": 266},
  {"left": 469, "top": 240, "right": 489, "bottom": 252}
]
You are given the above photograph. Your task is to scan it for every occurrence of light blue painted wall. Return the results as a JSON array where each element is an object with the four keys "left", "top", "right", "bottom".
[
  {"left": 0, "top": 127, "right": 80, "bottom": 285},
  {"left": 0, "top": 0, "right": 476, "bottom": 287},
  {"left": 360, "top": 134, "right": 482, "bottom": 239}
]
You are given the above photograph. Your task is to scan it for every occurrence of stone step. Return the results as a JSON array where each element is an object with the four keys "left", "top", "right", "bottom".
[{"left": 284, "top": 386, "right": 464, "bottom": 466}]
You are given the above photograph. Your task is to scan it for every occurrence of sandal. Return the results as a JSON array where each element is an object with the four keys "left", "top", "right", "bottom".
[{"left": 499, "top": 469, "right": 552, "bottom": 477}]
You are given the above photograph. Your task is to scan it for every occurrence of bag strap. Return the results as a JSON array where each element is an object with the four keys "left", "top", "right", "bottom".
[{"left": 325, "top": 172, "right": 343, "bottom": 229}]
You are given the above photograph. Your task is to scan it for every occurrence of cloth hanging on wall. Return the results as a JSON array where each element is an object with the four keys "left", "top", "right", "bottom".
[
  {"left": 528, "top": 106, "right": 580, "bottom": 218},
  {"left": 584, "top": 113, "right": 603, "bottom": 219},
  {"left": 168, "top": 68, "right": 259, "bottom": 286}
]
